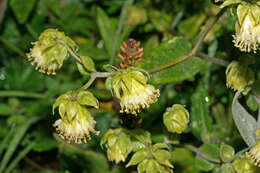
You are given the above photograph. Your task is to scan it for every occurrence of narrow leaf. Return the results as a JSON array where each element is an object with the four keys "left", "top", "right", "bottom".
[{"left": 191, "top": 85, "right": 213, "bottom": 142}]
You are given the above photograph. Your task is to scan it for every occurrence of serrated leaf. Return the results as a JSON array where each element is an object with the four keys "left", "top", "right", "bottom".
[
  {"left": 195, "top": 157, "right": 215, "bottom": 171},
  {"left": 191, "top": 85, "right": 213, "bottom": 142},
  {"left": 130, "top": 129, "right": 152, "bottom": 144},
  {"left": 152, "top": 143, "right": 169, "bottom": 151},
  {"left": 10, "top": 0, "right": 36, "bottom": 24},
  {"left": 137, "top": 37, "right": 205, "bottom": 85},
  {"left": 232, "top": 90, "right": 257, "bottom": 146}
]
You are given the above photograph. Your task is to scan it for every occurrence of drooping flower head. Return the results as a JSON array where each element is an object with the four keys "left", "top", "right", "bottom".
[
  {"left": 27, "top": 28, "right": 77, "bottom": 75},
  {"left": 101, "top": 128, "right": 133, "bottom": 164},
  {"left": 53, "top": 90, "right": 99, "bottom": 143},
  {"left": 247, "top": 141, "right": 260, "bottom": 167},
  {"left": 232, "top": 3, "right": 260, "bottom": 53},
  {"left": 225, "top": 61, "right": 254, "bottom": 91},
  {"left": 110, "top": 68, "right": 160, "bottom": 115}
]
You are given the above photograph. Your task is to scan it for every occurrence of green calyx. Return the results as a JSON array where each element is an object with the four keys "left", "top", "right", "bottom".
[
  {"left": 27, "top": 28, "right": 77, "bottom": 75},
  {"left": 163, "top": 104, "right": 190, "bottom": 134}
]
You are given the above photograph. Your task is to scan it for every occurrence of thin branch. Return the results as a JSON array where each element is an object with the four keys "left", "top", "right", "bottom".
[
  {"left": 81, "top": 72, "right": 115, "bottom": 90},
  {"left": 184, "top": 144, "right": 221, "bottom": 163},
  {"left": 148, "top": 7, "right": 227, "bottom": 74},
  {"left": 197, "top": 52, "right": 229, "bottom": 67}
]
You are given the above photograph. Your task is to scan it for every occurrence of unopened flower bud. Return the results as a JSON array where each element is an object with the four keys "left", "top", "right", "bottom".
[
  {"left": 111, "top": 68, "right": 160, "bottom": 115},
  {"left": 127, "top": 143, "right": 173, "bottom": 173},
  {"left": 226, "top": 61, "right": 254, "bottom": 91},
  {"left": 163, "top": 104, "right": 190, "bottom": 134},
  {"left": 101, "top": 129, "right": 133, "bottom": 164},
  {"left": 233, "top": 3, "right": 260, "bottom": 53},
  {"left": 53, "top": 90, "right": 99, "bottom": 144},
  {"left": 247, "top": 141, "right": 260, "bottom": 167},
  {"left": 27, "top": 28, "right": 77, "bottom": 75}
]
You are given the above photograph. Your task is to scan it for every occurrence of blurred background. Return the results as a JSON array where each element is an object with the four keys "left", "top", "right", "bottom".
[{"left": 0, "top": 0, "right": 257, "bottom": 172}]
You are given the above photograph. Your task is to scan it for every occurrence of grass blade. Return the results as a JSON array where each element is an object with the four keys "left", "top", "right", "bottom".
[
  {"left": 0, "top": 116, "right": 41, "bottom": 172},
  {"left": 5, "top": 142, "right": 35, "bottom": 173},
  {"left": 0, "top": 126, "right": 16, "bottom": 158}
]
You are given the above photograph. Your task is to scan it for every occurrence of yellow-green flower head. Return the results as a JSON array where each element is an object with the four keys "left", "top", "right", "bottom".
[
  {"left": 247, "top": 141, "right": 260, "bottom": 167},
  {"left": 226, "top": 61, "right": 254, "bottom": 91},
  {"left": 111, "top": 68, "right": 160, "bottom": 115},
  {"left": 127, "top": 143, "right": 173, "bottom": 173},
  {"left": 233, "top": 3, "right": 260, "bottom": 53},
  {"left": 53, "top": 90, "right": 99, "bottom": 144},
  {"left": 27, "top": 28, "right": 77, "bottom": 75},
  {"left": 232, "top": 154, "right": 260, "bottom": 173},
  {"left": 163, "top": 104, "right": 190, "bottom": 134},
  {"left": 101, "top": 128, "right": 133, "bottom": 164}
]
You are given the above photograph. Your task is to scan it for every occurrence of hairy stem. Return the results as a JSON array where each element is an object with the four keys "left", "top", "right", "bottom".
[
  {"left": 148, "top": 7, "right": 227, "bottom": 74},
  {"left": 197, "top": 52, "right": 229, "bottom": 67}
]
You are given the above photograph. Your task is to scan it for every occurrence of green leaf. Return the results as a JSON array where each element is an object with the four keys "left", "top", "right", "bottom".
[
  {"left": 56, "top": 134, "right": 111, "bottom": 173},
  {"left": 138, "top": 37, "right": 205, "bottom": 85},
  {"left": 232, "top": 90, "right": 257, "bottom": 146},
  {"left": 10, "top": 0, "right": 36, "bottom": 24},
  {"left": 195, "top": 157, "right": 215, "bottom": 171},
  {"left": 201, "top": 144, "right": 221, "bottom": 161},
  {"left": 191, "top": 85, "right": 213, "bottom": 142},
  {"left": 96, "top": 7, "right": 115, "bottom": 58},
  {"left": 0, "top": 116, "right": 41, "bottom": 172},
  {"left": 0, "top": 103, "right": 13, "bottom": 116},
  {"left": 126, "top": 149, "right": 148, "bottom": 167},
  {"left": 220, "top": 144, "right": 235, "bottom": 162},
  {"left": 77, "top": 91, "right": 99, "bottom": 108},
  {"left": 80, "top": 56, "right": 96, "bottom": 72}
]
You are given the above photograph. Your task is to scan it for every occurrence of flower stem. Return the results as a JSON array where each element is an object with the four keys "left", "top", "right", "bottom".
[
  {"left": 148, "top": 7, "right": 227, "bottom": 74},
  {"left": 197, "top": 52, "right": 229, "bottom": 67},
  {"left": 184, "top": 144, "right": 221, "bottom": 163}
]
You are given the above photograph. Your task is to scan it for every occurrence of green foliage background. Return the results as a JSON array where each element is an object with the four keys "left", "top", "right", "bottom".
[{"left": 0, "top": 0, "right": 260, "bottom": 172}]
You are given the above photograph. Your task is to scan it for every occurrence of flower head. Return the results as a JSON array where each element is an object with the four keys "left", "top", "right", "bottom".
[
  {"left": 226, "top": 61, "right": 254, "bottom": 91},
  {"left": 247, "top": 141, "right": 260, "bottom": 167},
  {"left": 111, "top": 68, "right": 160, "bottom": 115},
  {"left": 53, "top": 90, "right": 99, "bottom": 143},
  {"left": 101, "top": 128, "right": 132, "bottom": 164},
  {"left": 233, "top": 3, "right": 260, "bottom": 53},
  {"left": 27, "top": 28, "right": 77, "bottom": 75}
]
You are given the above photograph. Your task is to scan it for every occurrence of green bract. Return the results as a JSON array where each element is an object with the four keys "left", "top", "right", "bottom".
[
  {"left": 101, "top": 128, "right": 133, "bottom": 164},
  {"left": 232, "top": 155, "right": 258, "bottom": 173},
  {"left": 52, "top": 90, "right": 99, "bottom": 144},
  {"left": 27, "top": 28, "right": 77, "bottom": 75},
  {"left": 111, "top": 68, "right": 160, "bottom": 115},
  {"left": 127, "top": 143, "right": 173, "bottom": 173},
  {"left": 226, "top": 61, "right": 254, "bottom": 92},
  {"left": 163, "top": 104, "right": 190, "bottom": 134}
]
